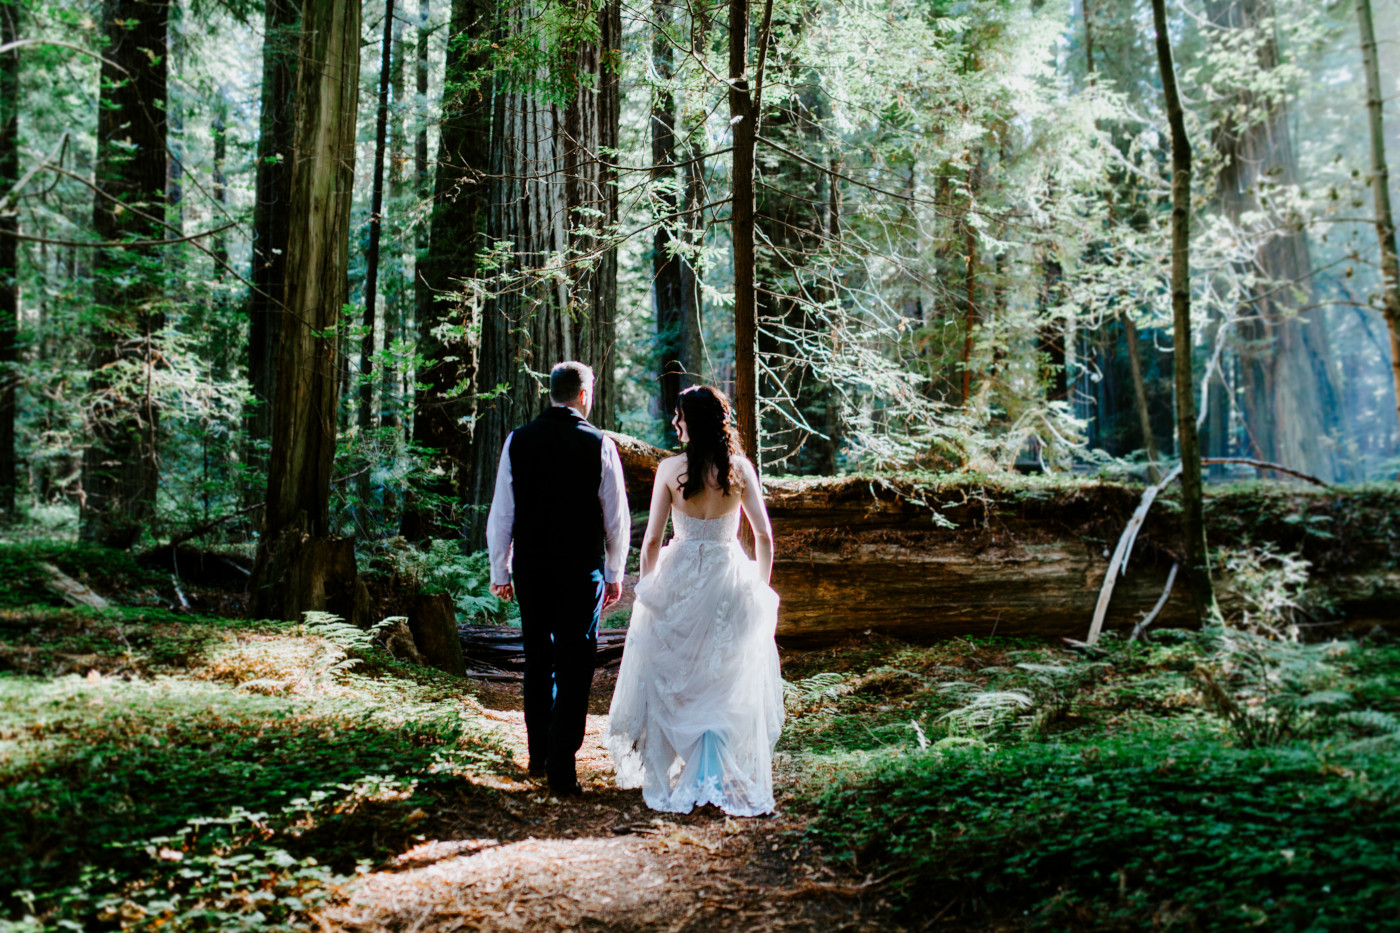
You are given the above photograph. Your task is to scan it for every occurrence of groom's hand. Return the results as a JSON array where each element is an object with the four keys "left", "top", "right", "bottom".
[
  {"left": 603, "top": 581, "right": 622, "bottom": 609},
  {"left": 490, "top": 583, "right": 514, "bottom": 602}
]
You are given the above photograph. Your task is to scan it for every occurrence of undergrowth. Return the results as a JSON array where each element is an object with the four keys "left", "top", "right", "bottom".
[
  {"left": 783, "top": 631, "right": 1400, "bottom": 930},
  {"left": 0, "top": 606, "right": 513, "bottom": 931}
]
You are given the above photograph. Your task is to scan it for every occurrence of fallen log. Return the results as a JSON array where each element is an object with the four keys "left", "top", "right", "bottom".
[
  {"left": 459, "top": 625, "right": 629, "bottom": 670},
  {"left": 40, "top": 562, "right": 110, "bottom": 610},
  {"left": 599, "top": 439, "right": 1399, "bottom": 645},
  {"left": 763, "top": 476, "right": 1399, "bottom": 644}
]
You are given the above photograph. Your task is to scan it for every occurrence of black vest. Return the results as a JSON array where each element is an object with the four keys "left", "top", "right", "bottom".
[{"left": 508, "top": 406, "right": 606, "bottom": 575}]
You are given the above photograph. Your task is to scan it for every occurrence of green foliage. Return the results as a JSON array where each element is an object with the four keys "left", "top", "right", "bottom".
[
  {"left": 808, "top": 736, "right": 1400, "bottom": 929},
  {"left": 786, "top": 630, "right": 1400, "bottom": 928},
  {"left": 363, "top": 541, "right": 520, "bottom": 626},
  {"left": 0, "top": 542, "right": 169, "bottom": 610},
  {"left": 0, "top": 608, "right": 512, "bottom": 930}
]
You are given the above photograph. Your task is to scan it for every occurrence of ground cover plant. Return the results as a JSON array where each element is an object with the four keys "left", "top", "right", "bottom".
[
  {"left": 0, "top": 607, "right": 512, "bottom": 931},
  {"left": 782, "top": 630, "right": 1400, "bottom": 930}
]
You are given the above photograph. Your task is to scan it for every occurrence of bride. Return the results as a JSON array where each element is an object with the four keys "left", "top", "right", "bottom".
[{"left": 606, "top": 385, "right": 784, "bottom": 816}]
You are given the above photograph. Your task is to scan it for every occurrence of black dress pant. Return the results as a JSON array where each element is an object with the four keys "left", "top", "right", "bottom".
[{"left": 513, "top": 561, "right": 604, "bottom": 787}]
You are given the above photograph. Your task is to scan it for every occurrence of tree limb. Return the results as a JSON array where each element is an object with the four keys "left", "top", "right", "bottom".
[{"left": 1201, "top": 458, "right": 1331, "bottom": 488}]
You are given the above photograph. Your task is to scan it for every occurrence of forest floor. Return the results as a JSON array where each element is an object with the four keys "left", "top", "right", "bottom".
[
  {"left": 321, "top": 670, "right": 890, "bottom": 933},
  {"left": 3, "top": 540, "right": 1400, "bottom": 931}
]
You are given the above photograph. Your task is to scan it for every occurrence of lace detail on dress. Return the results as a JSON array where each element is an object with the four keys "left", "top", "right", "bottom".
[{"left": 670, "top": 509, "right": 742, "bottom": 543}]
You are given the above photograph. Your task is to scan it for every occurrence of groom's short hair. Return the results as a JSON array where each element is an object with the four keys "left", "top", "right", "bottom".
[{"left": 549, "top": 361, "right": 593, "bottom": 403}]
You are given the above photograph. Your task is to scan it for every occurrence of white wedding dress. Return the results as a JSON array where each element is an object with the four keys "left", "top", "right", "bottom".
[{"left": 606, "top": 508, "right": 784, "bottom": 816}]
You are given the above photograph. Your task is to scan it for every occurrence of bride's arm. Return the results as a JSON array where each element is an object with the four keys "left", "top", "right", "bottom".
[
  {"left": 738, "top": 459, "right": 774, "bottom": 582},
  {"left": 639, "top": 459, "right": 674, "bottom": 579}
]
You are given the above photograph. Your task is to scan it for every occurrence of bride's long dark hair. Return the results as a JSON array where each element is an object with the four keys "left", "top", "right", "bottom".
[{"left": 675, "top": 385, "right": 744, "bottom": 500}]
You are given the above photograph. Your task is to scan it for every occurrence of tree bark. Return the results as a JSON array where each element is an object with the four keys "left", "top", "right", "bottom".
[
  {"left": 402, "top": 0, "right": 494, "bottom": 542},
  {"left": 562, "top": 0, "right": 621, "bottom": 431},
  {"left": 359, "top": 0, "right": 397, "bottom": 442},
  {"left": 1207, "top": 0, "right": 1345, "bottom": 482},
  {"left": 408, "top": 0, "right": 430, "bottom": 442},
  {"left": 250, "top": 0, "right": 362, "bottom": 620},
  {"left": 80, "top": 0, "right": 170, "bottom": 549},
  {"left": 1154, "top": 0, "right": 1218, "bottom": 623},
  {"left": 1123, "top": 313, "right": 1160, "bottom": 479},
  {"left": 1357, "top": 0, "right": 1400, "bottom": 447},
  {"left": 383, "top": 13, "right": 409, "bottom": 432},
  {"left": 0, "top": 0, "right": 18, "bottom": 516},
  {"left": 247, "top": 0, "right": 300, "bottom": 493},
  {"left": 464, "top": 0, "right": 621, "bottom": 546},
  {"left": 729, "top": 0, "right": 758, "bottom": 467},
  {"left": 652, "top": 0, "right": 685, "bottom": 441}
]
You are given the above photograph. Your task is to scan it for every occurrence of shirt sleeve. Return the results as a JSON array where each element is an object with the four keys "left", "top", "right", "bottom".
[
  {"left": 485, "top": 434, "right": 515, "bottom": 586},
  {"left": 599, "top": 436, "right": 630, "bottom": 584}
]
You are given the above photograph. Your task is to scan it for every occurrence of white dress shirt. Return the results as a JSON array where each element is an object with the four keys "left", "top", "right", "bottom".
[{"left": 485, "top": 405, "right": 630, "bottom": 586}]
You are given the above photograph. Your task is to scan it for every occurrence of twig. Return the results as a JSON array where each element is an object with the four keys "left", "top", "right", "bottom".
[
  {"left": 0, "top": 39, "right": 128, "bottom": 73},
  {"left": 1130, "top": 562, "right": 1178, "bottom": 642},
  {"left": 0, "top": 132, "right": 69, "bottom": 211},
  {"left": 157, "top": 502, "right": 263, "bottom": 551},
  {"left": 0, "top": 221, "right": 237, "bottom": 249},
  {"left": 1201, "top": 458, "right": 1330, "bottom": 488}
]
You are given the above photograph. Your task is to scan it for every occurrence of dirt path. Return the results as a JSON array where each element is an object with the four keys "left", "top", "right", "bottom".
[{"left": 321, "top": 669, "right": 897, "bottom": 933}]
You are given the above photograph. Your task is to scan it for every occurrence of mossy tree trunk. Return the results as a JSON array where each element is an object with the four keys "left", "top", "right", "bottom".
[
  {"left": 1357, "top": 0, "right": 1400, "bottom": 447},
  {"left": 403, "top": 0, "right": 494, "bottom": 541},
  {"left": 652, "top": 0, "right": 685, "bottom": 442},
  {"left": 465, "top": 0, "right": 621, "bottom": 546},
  {"left": 0, "top": 0, "right": 18, "bottom": 517},
  {"left": 246, "top": 0, "right": 300, "bottom": 503},
  {"left": 250, "top": 0, "right": 362, "bottom": 622},
  {"left": 1153, "top": 0, "right": 1218, "bottom": 624},
  {"left": 729, "top": 0, "right": 758, "bottom": 469},
  {"left": 80, "top": 0, "right": 169, "bottom": 549}
]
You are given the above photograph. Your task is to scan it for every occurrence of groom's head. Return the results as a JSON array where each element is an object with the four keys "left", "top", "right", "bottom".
[{"left": 550, "top": 361, "right": 594, "bottom": 415}]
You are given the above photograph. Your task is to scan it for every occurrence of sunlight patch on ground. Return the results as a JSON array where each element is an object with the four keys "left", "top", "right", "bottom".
[{"left": 327, "top": 835, "right": 677, "bottom": 931}]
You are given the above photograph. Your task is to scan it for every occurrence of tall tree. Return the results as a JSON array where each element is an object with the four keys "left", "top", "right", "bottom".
[
  {"left": 247, "top": 0, "right": 300, "bottom": 493},
  {"left": 359, "top": 0, "right": 398, "bottom": 440},
  {"left": 1153, "top": 0, "right": 1217, "bottom": 624},
  {"left": 652, "top": 0, "right": 685, "bottom": 441},
  {"left": 1207, "top": 0, "right": 1345, "bottom": 481},
  {"left": 1356, "top": 0, "right": 1400, "bottom": 440},
  {"left": 465, "top": 0, "right": 622, "bottom": 542},
  {"left": 0, "top": 0, "right": 18, "bottom": 516},
  {"left": 402, "top": 0, "right": 494, "bottom": 540},
  {"left": 249, "top": 0, "right": 362, "bottom": 620},
  {"left": 729, "top": 0, "right": 758, "bottom": 467},
  {"left": 563, "top": 0, "right": 621, "bottom": 430},
  {"left": 383, "top": 12, "right": 410, "bottom": 431},
  {"left": 80, "top": 0, "right": 170, "bottom": 548}
]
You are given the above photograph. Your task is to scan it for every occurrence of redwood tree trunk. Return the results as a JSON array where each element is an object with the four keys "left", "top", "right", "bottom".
[
  {"left": 0, "top": 0, "right": 18, "bottom": 516},
  {"left": 729, "top": 0, "right": 758, "bottom": 467},
  {"left": 80, "top": 0, "right": 169, "bottom": 548},
  {"left": 1154, "top": 0, "right": 1217, "bottom": 623},
  {"left": 465, "top": 0, "right": 621, "bottom": 546},
  {"left": 250, "top": 0, "right": 362, "bottom": 621},
  {"left": 382, "top": 13, "right": 409, "bottom": 432},
  {"left": 247, "top": 0, "right": 300, "bottom": 493},
  {"left": 563, "top": 0, "right": 621, "bottom": 431},
  {"left": 1208, "top": 0, "right": 1345, "bottom": 482},
  {"left": 1357, "top": 0, "right": 1400, "bottom": 445},
  {"left": 359, "top": 0, "right": 397, "bottom": 439},
  {"left": 403, "top": 0, "right": 493, "bottom": 541},
  {"left": 410, "top": 0, "right": 429, "bottom": 441},
  {"left": 652, "top": 0, "right": 685, "bottom": 440}
]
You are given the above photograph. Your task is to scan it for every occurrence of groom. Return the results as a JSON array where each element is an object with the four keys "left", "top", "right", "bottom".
[{"left": 486, "top": 361, "right": 629, "bottom": 797}]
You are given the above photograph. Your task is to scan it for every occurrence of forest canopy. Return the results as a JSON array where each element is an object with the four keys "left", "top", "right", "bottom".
[{"left": 0, "top": 0, "right": 1396, "bottom": 557}]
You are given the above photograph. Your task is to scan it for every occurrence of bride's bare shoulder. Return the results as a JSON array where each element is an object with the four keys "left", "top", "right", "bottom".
[{"left": 657, "top": 453, "right": 686, "bottom": 476}]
